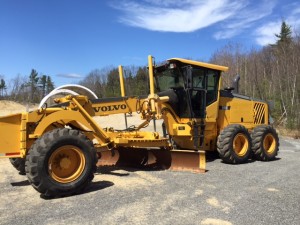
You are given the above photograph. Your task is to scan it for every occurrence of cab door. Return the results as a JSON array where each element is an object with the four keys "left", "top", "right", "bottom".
[
  {"left": 203, "top": 70, "right": 220, "bottom": 149},
  {"left": 190, "top": 68, "right": 220, "bottom": 150}
]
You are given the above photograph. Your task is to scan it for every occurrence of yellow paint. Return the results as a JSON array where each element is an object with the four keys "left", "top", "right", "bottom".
[
  {"left": 148, "top": 55, "right": 155, "bottom": 95},
  {"left": 0, "top": 113, "right": 22, "bottom": 156},
  {"left": 170, "top": 58, "right": 228, "bottom": 72},
  {"left": 72, "top": 97, "right": 111, "bottom": 143},
  {"left": 118, "top": 65, "right": 126, "bottom": 97},
  {"left": 233, "top": 133, "right": 249, "bottom": 157},
  {"left": 199, "top": 150, "right": 206, "bottom": 172},
  {"left": 264, "top": 134, "right": 276, "bottom": 154},
  {"left": 218, "top": 95, "right": 268, "bottom": 131},
  {"left": 48, "top": 145, "right": 86, "bottom": 183},
  {"left": 172, "top": 123, "right": 191, "bottom": 136}
]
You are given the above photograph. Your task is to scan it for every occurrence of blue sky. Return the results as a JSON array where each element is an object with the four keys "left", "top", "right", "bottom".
[{"left": 1, "top": 0, "right": 300, "bottom": 87}]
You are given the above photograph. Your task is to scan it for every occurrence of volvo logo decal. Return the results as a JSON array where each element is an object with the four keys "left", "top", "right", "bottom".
[{"left": 94, "top": 104, "right": 127, "bottom": 112}]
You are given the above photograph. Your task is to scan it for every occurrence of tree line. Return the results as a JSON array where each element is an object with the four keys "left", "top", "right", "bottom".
[
  {"left": 1, "top": 69, "right": 54, "bottom": 102},
  {"left": 0, "top": 22, "right": 299, "bottom": 130},
  {"left": 78, "top": 66, "right": 149, "bottom": 98},
  {"left": 210, "top": 22, "right": 300, "bottom": 130}
]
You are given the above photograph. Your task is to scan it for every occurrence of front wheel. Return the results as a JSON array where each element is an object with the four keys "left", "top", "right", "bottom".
[
  {"left": 217, "top": 124, "right": 252, "bottom": 164},
  {"left": 251, "top": 125, "right": 279, "bottom": 161},
  {"left": 25, "top": 128, "right": 97, "bottom": 197}
]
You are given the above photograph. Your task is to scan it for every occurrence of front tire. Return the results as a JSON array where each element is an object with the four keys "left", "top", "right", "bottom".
[
  {"left": 217, "top": 124, "right": 251, "bottom": 164},
  {"left": 25, "top": 128, "right": 97, "bottom": 197},
  {"left": 251, "top": 125, "right": 279, "bottom": 161}
]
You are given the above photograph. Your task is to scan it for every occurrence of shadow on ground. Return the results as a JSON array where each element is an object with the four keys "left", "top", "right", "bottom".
[{"left": 11, "top": 180, "right": 30, "bottom": 187}]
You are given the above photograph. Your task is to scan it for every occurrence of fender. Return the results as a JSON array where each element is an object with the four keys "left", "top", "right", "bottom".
[{"left": 34, "top": 110, "right": 95, "bottom": 136}]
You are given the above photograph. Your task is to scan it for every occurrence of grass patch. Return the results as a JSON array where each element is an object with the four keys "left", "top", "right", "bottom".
[{"left": 276, "top": 126, "right": 300, "bottom": 139}]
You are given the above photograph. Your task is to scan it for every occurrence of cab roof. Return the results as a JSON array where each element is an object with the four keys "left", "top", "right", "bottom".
[{"left": 168, "top": 58, "right": 228, "bottom": 72}]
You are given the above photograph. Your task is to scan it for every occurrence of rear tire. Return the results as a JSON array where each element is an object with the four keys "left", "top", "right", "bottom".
[
  {"left": 217, "top": 124, "right": 251, "bottom": 164},
  {"left": 25, "top": 128, "right": 97, "bottom": 197},
  {"left": 251, "top": 125, "right": 279, "bottom": 161},
  {"left": 9, "top": 158, "right": 26, "bottom": 175}
]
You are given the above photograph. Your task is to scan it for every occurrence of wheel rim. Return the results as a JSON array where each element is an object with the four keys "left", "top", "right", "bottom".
[
  {"left": 48, "top": 145, "right": 86, "bottom": 183},
  {"left": 263, "top": 134, "right": 276, "bottom": 154},
  {"left": 233, "top": 133, "right": 249, "bottom": 156}
]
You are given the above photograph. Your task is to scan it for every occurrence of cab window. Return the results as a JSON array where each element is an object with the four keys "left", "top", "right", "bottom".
[{"left": 206, "top": 70, "right": 219, "bottom": 105}]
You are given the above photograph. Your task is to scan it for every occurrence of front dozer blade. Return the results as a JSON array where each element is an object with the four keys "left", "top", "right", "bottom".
[{"left": 97, "top": 148, "right": 206, "bottom": 173}]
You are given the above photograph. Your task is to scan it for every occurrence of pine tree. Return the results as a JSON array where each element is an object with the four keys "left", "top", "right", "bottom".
[
  {"left": 39, "top": 75, "right": 47, "bottom": 97},
  {"left": 46, "top": 76, "right": 54, "bottom": 94},
  {"left": 28, "top": 69, "right": 39, "bottom": 102},
  {"left": 275, "top": 21, "right": 292, "bottom": 45},
  {"left": 125, "top": 70, "right": 134, "bottom": 96},
  {"left": 105, "top": 68, "right": 120, "bottom": 97},
  {"left": 134, "top": 67, "right": 149, "bottom": 95}
]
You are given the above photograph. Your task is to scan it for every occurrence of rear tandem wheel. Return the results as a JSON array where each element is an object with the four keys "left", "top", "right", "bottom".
[
  {"left": 251, "top": 125, "right": 279, "bottom": 161},
  {"left": 217, "top": 124, "right": 252, "bottom": 164},
  {"left": 25, "top": 128, "right": 97, "bottom": 197}
]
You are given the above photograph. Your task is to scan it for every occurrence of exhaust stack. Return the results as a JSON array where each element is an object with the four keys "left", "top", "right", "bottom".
[{"left": 232, "top": 74, "right": 240, "bottom": 94}]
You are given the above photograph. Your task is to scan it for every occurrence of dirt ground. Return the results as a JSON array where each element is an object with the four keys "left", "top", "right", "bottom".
[
  {"left": 1, "top": 138, "right": 300, "bottom": 225},
  {"left": 0, "top": 100, "right": 38, "bottom": 117}
]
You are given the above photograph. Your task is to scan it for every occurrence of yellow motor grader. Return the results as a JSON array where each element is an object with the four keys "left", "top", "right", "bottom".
[{"left": 0, "top": 56, "right": 279, "bottom": 197}]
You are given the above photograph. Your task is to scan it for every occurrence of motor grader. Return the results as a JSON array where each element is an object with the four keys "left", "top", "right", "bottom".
[{"left": 0, "top": 55, "right": 279, "bottom": 197}]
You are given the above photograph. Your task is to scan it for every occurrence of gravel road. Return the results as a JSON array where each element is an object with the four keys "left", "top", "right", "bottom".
[{"left": 0, "top": 136, "right": 299, "bottom": 225}]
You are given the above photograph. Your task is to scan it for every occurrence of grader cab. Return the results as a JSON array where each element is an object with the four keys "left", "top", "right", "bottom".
[{"left": 0, "top": 56, "right": 279, "bottom": 197}]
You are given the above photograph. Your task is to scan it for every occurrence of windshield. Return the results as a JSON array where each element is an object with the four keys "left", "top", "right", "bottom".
[{"left": 154, "top": 64, "right": 184, "bottom": 92}]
